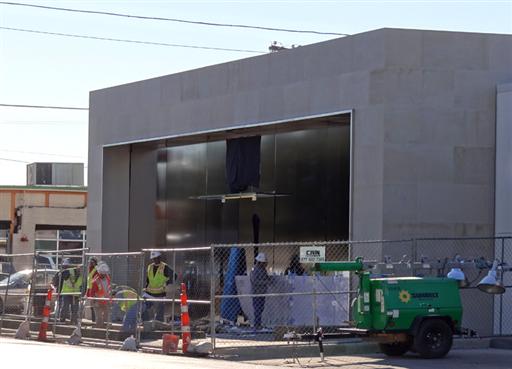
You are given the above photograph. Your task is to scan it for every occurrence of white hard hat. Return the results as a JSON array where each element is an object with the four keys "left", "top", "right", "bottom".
[
  {"left": 150, "top": 251, "right": 162, "bottom": 259},
  {"left": 97, "top": 263, "right": 110, "bottom": 275},
  {"left": 255, "top": 253, "right": 267, "bottom": 263},
  {"left": 62, "top": 258, "right": 71, "bottom": 266}
]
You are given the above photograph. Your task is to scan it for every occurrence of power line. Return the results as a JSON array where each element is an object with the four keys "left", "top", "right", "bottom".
[
  {"left": 0, "top": 103, "right": 88, "bottom": 110},
  {"left": 0, "top": 26, "right": 265, "bottom": 54},
  {"left": 0, "top": 149, "right": 84, "bottom": 159},
  {"left": 0, "top": 1, "right": 348, "bottom": 36},
  {"left": 0, "top": 120, "right": 86, "bottom": 125},
  {"left": 0, "top": 157, "right": 30, "bottom": 164}
]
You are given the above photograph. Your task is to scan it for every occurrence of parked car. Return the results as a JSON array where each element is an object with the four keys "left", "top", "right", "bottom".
[{"left": 0, "top": 269, "right": 57, "bottom": 314}]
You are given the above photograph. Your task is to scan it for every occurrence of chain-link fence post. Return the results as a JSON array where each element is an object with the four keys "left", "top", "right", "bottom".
[
  {"left": 312, "top": 271, "right": 317, "bottom": 333},
  {"left": 210, "top": 244, "right": 216, "bottom": 352},
  {"left": 136, "top": 251, "right": 145, "bottom": 346},
  {"left": 77, "top": 248, "right": 88, "bottom": 335},
  {"left": 500, "top": 237, "right": 505, "bottom": 336},
  {"left": 26, "top": 246, "right": 38, "bottom": 328},
  {"left": 171, "top": 250, "right": 176, "bottom": 333},
  {"left": 0, "top": 255, "right": 13, "bottom": 334},
  {"left": 412, "top": 238, "right": 417, "bottom": 265}
]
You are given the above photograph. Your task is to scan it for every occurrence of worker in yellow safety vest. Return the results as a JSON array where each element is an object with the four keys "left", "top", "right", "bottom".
[
  {"left": 143, "top": 251, "right": 176, "bottom": 322},
  {"left": 52, "top": 258, "right": 82, "bottom": 324}
]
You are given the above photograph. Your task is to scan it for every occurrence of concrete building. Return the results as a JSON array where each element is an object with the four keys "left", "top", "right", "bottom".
[{"left": 88, "top": 28, "right": 512, "bottom": 254}]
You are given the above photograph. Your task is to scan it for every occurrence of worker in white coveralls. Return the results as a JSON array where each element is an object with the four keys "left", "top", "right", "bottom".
[
  {"left": 143, "top": 251, "right": 176, "bottom": 322},
  {"left": 90, "top": 262, "right": 112, "bottom": 328}
]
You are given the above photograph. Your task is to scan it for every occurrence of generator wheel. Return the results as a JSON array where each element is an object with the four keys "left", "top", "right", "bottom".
[
  {"left": 379, "top": 340, "right": 411, "bottom": 356},
  {"left": 414, "top": 319, "right": 453, "bottom": 358}
]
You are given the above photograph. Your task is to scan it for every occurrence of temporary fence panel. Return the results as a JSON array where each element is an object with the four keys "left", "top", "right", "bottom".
[
  {"left": 80, "top": 252, "right": 144, "bottom": 348},
  {"left": 212, "top": 241, "right": 351, "bottom": 348},
  {"left": 414, "top": 237, "right": 498, "bottom": 336},
  {"left": 140, "top": 247, "right": 212, "bottom": 350},
  {"left": 0, "top": 253, "right": 37, "bottom": 335}
]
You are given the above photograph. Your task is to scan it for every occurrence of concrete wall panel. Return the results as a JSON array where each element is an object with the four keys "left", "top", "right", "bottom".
[{"left": 101, "top": 146, "right": 130, "bottom": 253}]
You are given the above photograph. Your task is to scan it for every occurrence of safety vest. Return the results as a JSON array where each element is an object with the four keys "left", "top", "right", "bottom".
[
  {"left": 118, "top": 289, "right": 138, "bottom": 312},
  {"left": 92, "top": 274, "right": 111, "bottom": 305},
  {"left": 147, "top": 262, "right": 169, "bottom": 294},
  {"left": 87, "top": 266, "right": 97, "bottom": 289},
  {"left": 62, "top": 268, "right": 82, "bottom": 294}
]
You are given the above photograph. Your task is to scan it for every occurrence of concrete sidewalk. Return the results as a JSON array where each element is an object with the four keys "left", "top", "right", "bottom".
[{"left": 211, "top": 337, "right": 492, "bottom": 362}]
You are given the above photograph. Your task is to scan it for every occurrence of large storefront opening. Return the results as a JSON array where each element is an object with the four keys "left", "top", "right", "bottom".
[{"left": 154, "top": 112, "right": 352, "bottom": 248}]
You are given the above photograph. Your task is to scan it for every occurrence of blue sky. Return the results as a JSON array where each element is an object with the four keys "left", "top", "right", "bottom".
[{"left": 0, "top": 0, "right": 511, "bottom": 185}]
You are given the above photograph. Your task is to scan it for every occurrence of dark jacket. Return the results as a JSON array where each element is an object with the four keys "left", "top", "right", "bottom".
[
  {"left": 250, "top": 263, "right": 271, "bottom": 294},
  {"left": 52, "top": 268, "right": 75, "bottom": 293}
]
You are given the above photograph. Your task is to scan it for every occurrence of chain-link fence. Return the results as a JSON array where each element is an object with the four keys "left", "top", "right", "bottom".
[
  {"left": 212, "top": 241, "right": 351, "bottom": 348},
  {"left": 78, "top": 252, "right": 143, "bottom": 348},
  {"left": 0, "top": 252, "right": 37, "bottom": 336},
  {"left": 2, "top": 237, "right": 512, "bottom": 353},
  {"left": 139, "top": 247, "right": 212, "bottom": 348}
]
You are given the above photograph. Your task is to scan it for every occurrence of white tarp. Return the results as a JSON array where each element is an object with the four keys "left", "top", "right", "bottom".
[{"left": 235, "top": 274, "right": 349, "bottom": 327}]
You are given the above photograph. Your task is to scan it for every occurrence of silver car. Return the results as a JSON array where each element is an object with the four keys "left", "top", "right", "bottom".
[{"left": 0, "top": 269, "right": 57, "bottom": 314}]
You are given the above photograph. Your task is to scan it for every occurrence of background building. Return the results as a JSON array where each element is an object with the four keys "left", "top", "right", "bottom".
[{"left": 0, "top": 162, "right": 87, "bottom": 257}]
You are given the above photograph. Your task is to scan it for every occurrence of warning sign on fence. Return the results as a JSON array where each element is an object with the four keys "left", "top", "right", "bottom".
[{"left": 300, "top": 246, "right": 326, "bottom": 263}]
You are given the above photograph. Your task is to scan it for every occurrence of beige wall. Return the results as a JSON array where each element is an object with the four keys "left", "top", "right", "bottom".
[
  {"left": 49, "top": 193, "right": 86, "bottom": 208},
  {"left": 0, "top": 193, "right": 11, "bottom": 221},
  {"left": 15, "top": 192, "right": 45, "bottom": 207},
  {"left": 12, "top": 206, "right": 87, "bottom": 255}
]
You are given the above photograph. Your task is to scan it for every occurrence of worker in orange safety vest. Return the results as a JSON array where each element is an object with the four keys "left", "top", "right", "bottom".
[{"left": 90, "top": 262, "right": 112, "bottom": 328}]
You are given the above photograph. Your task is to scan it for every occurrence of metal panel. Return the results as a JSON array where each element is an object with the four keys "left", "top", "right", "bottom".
[{"left": 165, "top": 143, "right": 207, "bottom": 247}]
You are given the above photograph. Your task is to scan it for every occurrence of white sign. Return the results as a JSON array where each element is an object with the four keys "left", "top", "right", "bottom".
[{"left": 300, "top": 246, "right": 326, "bottom": 263}]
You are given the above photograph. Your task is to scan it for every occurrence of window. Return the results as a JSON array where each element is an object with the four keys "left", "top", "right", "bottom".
[{"left": 34, "top": 229, "right": 86, "bottom": 265}]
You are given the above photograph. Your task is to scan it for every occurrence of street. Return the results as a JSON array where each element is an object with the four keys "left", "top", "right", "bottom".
[
  {"left": 1, "top": 337, "right": 512, "bottom": 369},
  {"left": 250, "top": 349, "right": 512, "bottom": 369}
]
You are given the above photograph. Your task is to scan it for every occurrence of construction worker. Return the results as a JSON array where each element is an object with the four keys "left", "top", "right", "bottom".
[
  {"left": 86, "top": 257, "right": 99, "bottom": 322},
  {"left": 52, "top": 258, "right": 82, "bottom": 324},
  {"left": 90, "top": 262, "right": 111, "bottom": 328},
  {"left": 143, "top": 251, "right": 176, "bottom": 322},
  {"left": 114, "top": 287, "right": 140, "bottom": 333},
  {"left": 250, "top": 253, "right": 272, "bottom": 330}
]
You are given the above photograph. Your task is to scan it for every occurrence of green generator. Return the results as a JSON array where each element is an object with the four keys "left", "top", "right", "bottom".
[{"left": 315, "top": 258, "right": 463, "bottom": 358}]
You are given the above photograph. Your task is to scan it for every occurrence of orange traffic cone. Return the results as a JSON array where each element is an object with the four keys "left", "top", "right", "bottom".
[
  {"left": 180, "top": 283, "right": 191, "bottom": 353},
  {"left": 38, "top": 287, "right": 53, "bottom": 341}
]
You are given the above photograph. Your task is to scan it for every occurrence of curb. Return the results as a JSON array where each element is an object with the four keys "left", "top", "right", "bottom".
[
  {"left": 213, "top": 337, "right": 492, "bottom": 361},
  {"left": 490, "top": 337, "right": 512, "bottom": 350}
]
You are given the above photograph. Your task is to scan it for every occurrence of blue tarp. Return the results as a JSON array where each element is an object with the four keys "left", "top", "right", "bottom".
[{"left": 220, "top": 247, "right": 246, "bottom": 322}]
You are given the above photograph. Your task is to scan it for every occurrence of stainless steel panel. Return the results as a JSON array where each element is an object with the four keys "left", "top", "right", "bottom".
[{"left": 165, "top": 143, "right": 207, "bottom": 247}]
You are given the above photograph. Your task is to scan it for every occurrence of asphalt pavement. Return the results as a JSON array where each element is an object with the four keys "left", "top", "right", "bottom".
[
  {"left": 247, "top": 348, "right": 512, "bottom": 369},
  {"left": 1, "top": 337, "right": 512, "bottom": 369}
]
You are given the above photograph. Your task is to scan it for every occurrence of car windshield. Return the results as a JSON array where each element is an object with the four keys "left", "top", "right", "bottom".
[{"left": 0, "top": 270, "right": 31, "bottom": 287}]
